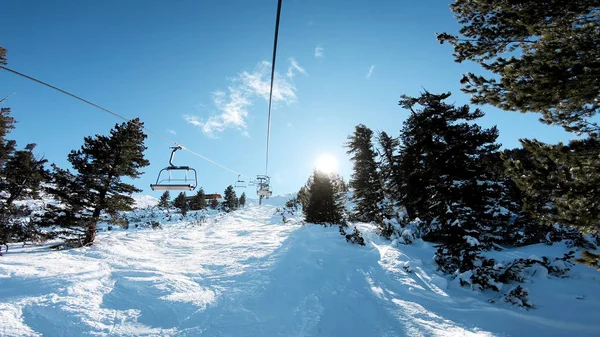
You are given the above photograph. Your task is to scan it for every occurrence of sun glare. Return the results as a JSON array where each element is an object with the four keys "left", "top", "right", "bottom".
[{"left": 316, "top": 154, "right": 338, "bottom": 174}]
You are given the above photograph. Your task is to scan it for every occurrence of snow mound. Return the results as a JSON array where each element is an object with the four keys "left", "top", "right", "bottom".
[{"left": 132, "top": 194, "right": 159, "bottom": 209}]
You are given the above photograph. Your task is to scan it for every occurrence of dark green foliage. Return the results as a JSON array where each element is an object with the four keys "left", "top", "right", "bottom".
[
  {"left": 173, "top": 192, "right": 188, "bottom": 216},
  {"left": 346, "top": 124, "right": 384, "bottom": 223},
  {"left": 438, "top": 1, "right": 600, "bottom": 238},
  {"left": 398, "top": 91, "right": 504, "bottom": 228},
  {"left": 302, "top": 170, "right": 345, "bottom": 225},
  {"left": 0, "top": 107, "right": 48, "bottom": 251},
  {"left": 437, "top": 0, "right": 600, "bottom": 135},
  {"left": 0, "top": 145, "right": 48, "bottom": 252},
  {"left": 397, "top": 91, "right": 507, "bottom": 273},
  {"left": 482, "top": 150, "right": 545, "bottom": 245},
  {"left": 343, "top": 227, "right": 366, "bottom": 246},
  {"left": 285, "top": 197, "right": 299, "bottom": 211},
  {"left": 0, "top": 144, "right": 49, "bottom": 206},
  {"left": 506, "top": 137, "right": 600, "bottom": 231},
  {"left": 0, "top": 205, "right": 33, "bottom": 255},
  {"left": 504, "top": 286, "right": 534, "bottom": 309},
  {"left": 189, "top": 188, "right": 206, "bottom": 211},
  {"left": 376, "top": 131, "right": 402, "bottom": 203},
  {"left": 0, "top": 108, "right": 17, "bottom": 167},
  {"left": 297, "top": 186, "right": 309, "bottom": 209},
  {"left": 239, "top": 192, "right": 246, "bottom": 208},
  {"left": 223, "top": 185, "right": 238, "bottom": 212},
  {"left": 209, "top": 198, "right": 219, "bottom": 210},
  {"left": 44, "top": 118, "right": 150, "bottom": 245},
  {"left": 158, "top": 191, "right": 170, "bottom": 209}
]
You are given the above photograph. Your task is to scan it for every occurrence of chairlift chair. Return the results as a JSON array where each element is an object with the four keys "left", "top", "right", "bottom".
[
  {"left": 234, "top": 175, "right": 247, "bottom": 188},
  {"left": 255, "top": 175, "right": 273, "bottom": 198},
  {"left": 150, "top": 146, "right": 198, "bottom": 191}
]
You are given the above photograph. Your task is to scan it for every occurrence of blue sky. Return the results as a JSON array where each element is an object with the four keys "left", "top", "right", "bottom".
[{"left": 0, "top": 0, "right": 575, "bottom": 198}]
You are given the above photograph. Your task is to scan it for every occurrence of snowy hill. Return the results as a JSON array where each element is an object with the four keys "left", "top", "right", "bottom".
[
  {"left": 1, "top": 203, "right": 599, "bottom": 336},
  {"left": 132, "top": 194, "right": 159, "bottom": 209}
]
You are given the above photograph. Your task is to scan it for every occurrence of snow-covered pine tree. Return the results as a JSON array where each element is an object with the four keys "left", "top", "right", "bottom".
[
  {"left": 301, "top": 170, "right": 345, "bottom": 225},
  {"left": 488, "top": 148, "right": 547, "bottom": 245},
  {"left": 43, "top": 118, "right": 150, "bottom": 246},
  {"left": 223, "top": 185, "right": 238, "bottom": 212},
  {"left": 1, "top": 144, "right": 49, "bottom": 208},
  {"left": 375, "top": 130, "right": 405, "bottom": 232},
  {"left": 376, "top": 131, "right": 401, "bottom": 201},
  {"left": 0, "top": 89, "right": 49, "bottom": 252},
  {"left": 189, "top": 187, "right": 206, "bottom": 210},
  {"left": 173, "top": 192, "right": 188, "bottom": 216},
  {"left": 397, "top": 91, "right": 507, "bottom": 273},
  {"left": 345, "top": 124, "right": 385, "bottom": 225},
  {"left": 239, "top": 192, "right": 246, "bottom": 208},
  {"left": 439, "top": 0, "right": 600, "bottom": 238},
  {"left": 158, "top": 191, "right": 170, "bottom": 209},
  {"left": 0, "top": 107, "right": 16, "bottom": 168}
]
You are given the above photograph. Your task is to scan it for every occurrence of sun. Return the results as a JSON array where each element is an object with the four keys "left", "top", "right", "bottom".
[{"left": 315, "top": 154, "right": 338, "bottom": 174}]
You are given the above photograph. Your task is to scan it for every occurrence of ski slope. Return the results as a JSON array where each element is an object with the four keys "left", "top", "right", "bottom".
[{"left": 1, "top": 197, "right": 599, "bottom": 336}]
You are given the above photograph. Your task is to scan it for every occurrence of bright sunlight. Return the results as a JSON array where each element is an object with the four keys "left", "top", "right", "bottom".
[{"left": 315, "top": 154, "right": 338, "bottom": 174}]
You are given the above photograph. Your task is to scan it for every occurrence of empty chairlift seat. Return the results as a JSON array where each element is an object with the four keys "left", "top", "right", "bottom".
[{"left": 150, "top": 145, "right": 198, "bottom": 191}]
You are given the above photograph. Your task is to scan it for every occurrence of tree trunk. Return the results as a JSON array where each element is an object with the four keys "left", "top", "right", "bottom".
[
  {"left": 83, "top": 219, "right": 97, "bottom": 245},
  {"left": 85, "top": 188, "right": 107, "bottom": 246}
]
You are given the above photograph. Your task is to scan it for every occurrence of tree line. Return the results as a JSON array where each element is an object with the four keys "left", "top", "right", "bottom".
[
  {"left": 0, "top": 46, "right": 249, "bottom": 253},
  {"left": 296, "top": 0, "right": 599, "bottom": 296},
  {"left": 157, "top": 188, "right": 246, "bottom": 216}
]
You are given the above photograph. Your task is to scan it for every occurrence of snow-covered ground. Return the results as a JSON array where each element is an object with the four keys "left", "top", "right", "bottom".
[{"left": 1, "top": 197, "right": 599, "bottom": 336}]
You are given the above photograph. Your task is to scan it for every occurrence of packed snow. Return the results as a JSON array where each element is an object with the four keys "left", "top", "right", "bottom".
[{"left": 1, "top": 196, "right": 599, "bottom": 336}]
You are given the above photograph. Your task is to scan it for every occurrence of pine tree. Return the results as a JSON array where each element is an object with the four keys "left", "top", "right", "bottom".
[
  {"left": 345, "top": 124, "right": 384, "bottom": 223},
  {"left": 209, "top": 198, "right": 219, "bottom": 210},
  {"left": 303, "top": 170, "right": 345, "bottom": 225},
  {"left": 437, "top": 0, "right": 600, "bottom": 135},
  {"left": 44, "top": 118, "right": 150, "bottom": 245},
  {"left": 223, "top": 185, "right": 238, "bottom": 212},
  {"left": 376, "top": 131, "right": 401, "bottom": 199},
  {"left": 0, "top": 104, "right": 48, "bottom": 251},
  {"left": 189, "top": 188, "right": 206, "bottom": 210},
  {"left": 0, "top": 144, "right": 49, "bottom": 206},
  {"left": 506, "top": 137, "right": 600, "bottom": 231},
  {"left": 398, "top": 91, "right": 506, "bottom": 272},
  {"left": 239, "top": 192, "right": 246, "bottom": 208},
  {"left": 438, "top": 1, "right": 600, "bottom": 234},
  {"left": 173, "top": 192, "right": 188, "bottom": 216},
  {"left": 375, "top": 131, "right": 404, "bottom": 227},
  {"left": 158, "top": 191, "right": 170, "bottom": 209},
  {"left": 0, "top": 108, "right": 16, "bottom": 168}
]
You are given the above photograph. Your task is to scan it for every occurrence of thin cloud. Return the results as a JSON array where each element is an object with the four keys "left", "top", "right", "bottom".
[
  {"left": 314, "top": 46, "right": 324, "bottom": 58},
  {"left": 366, "top": 65, "right": 375, "bottom": 79},
  {"left": 287, "top": 58, "right": 307, "bottom": 79},
  {"left": 167, "top": 129, "right": 177, "bottom": 135},
  {"left": 185, "top": 60, "right": 301, "bottom": 137}
]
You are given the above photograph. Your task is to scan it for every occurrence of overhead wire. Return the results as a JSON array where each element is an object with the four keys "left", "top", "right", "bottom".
[
  {"left": 0, "top": 65, "right": 245, "bottom": 177},
  {"left": 265, "top": 0, "right": 283, "bottom": 177}
]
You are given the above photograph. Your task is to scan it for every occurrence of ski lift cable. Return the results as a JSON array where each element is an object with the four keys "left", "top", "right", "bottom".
[
  {"left": 0, "top": 65, "right": 246, "bottom": 177},
  {"left": 265, "top": 0, "right": 283, "bottom": 177}
]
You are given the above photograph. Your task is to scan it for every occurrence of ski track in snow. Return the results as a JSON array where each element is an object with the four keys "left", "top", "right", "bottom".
[{"left": 1, "top": 199, "right": 599, "bottom": 337}]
